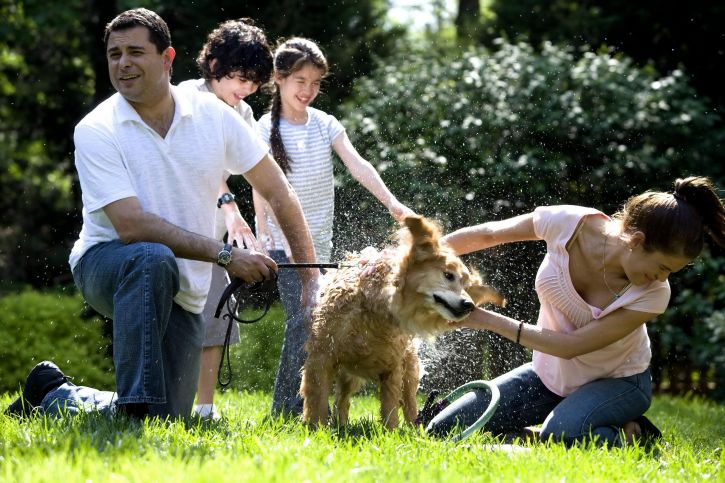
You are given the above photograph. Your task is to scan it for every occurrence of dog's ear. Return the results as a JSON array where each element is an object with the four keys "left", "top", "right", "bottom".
[
  {"left": 467, "top": 283, "right": 506, "bottom": 307},
  {"left": 404, "top": 215, "right": 442, "bottom": 262},
  {"left": 466, "top": 270, "right": 506, "bottom": 307}
]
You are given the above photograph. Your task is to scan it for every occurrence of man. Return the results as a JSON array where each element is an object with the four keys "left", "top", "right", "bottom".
[{"left": 5, "top": 8, "right": 318, "bottom": 420}]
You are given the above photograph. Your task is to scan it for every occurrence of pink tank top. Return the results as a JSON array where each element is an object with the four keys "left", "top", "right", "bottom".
[{"left": 531, "top": 205, "right": 670, "bottom": 396}]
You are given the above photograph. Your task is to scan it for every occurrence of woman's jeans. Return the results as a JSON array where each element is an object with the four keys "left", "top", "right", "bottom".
[
  {"left": 426, "top": 362, "right": 653, "bottom": 447},
  {"left": 269, "top": 250, "right": 306, "bottom": 416},
  {"left": 70, "top": 240, "right": 204, "bottom": 419}
]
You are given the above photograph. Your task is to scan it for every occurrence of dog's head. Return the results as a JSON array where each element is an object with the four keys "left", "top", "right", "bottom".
[{"left": 394, "top": 215, "right": 505, "bottom": 336}]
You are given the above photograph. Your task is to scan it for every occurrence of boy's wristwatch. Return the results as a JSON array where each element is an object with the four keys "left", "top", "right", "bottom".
[
  {"left": 217, "top": 192, "right": 235, "bottom": 208},
  {"left": 217, "top": 243, "right": 233, "bottom": 267}
]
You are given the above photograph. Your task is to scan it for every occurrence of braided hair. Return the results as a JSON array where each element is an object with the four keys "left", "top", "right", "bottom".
[{"left": 268, "top": 38, "right": 328, "bottom": 173}]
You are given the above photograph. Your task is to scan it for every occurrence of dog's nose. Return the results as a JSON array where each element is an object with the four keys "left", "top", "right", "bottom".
[{"left": 461, "top": 300, "right": 474, "bottom": 312}]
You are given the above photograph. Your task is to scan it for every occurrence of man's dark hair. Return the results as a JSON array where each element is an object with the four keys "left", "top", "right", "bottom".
[
  {"left": 104, "top": 8, "right": 171, "bottom": 54},
  {"left": 196, "top": 19, "right": 273, "bottom": 85}
]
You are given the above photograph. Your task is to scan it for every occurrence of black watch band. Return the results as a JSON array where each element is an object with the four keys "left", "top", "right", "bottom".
[{"left": 217, "top": 192, "right": 235, "bottom": 208}]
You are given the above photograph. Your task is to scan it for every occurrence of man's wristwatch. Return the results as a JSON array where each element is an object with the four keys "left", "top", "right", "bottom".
[
  {"left": 217, "top": 192, "right": 235, "bottom": 208},
  {"left": 217, "top": 243, "right": 233, "bottom": 268}
]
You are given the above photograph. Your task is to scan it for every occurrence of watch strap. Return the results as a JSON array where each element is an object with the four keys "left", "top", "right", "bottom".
[{"left": 217, "top": 192, "right": 236, "bottom": 208}]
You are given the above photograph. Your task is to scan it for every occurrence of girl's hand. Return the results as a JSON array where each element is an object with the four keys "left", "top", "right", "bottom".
[
  {"left": 389, "top": 201, "right": 416, "bottom": 222},
  {"left": 358, "top": 246, "right": 395, "bottom": 278},
  {"left": 225, "top": 210, "right": 263, "bottom": 252},
  {"left": 447, "top": 308, "right": 492, "bottom": 331}
]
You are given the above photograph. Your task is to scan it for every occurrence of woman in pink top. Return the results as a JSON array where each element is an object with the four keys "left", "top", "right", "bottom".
[{"left": 426, "top": 176, "right": 725, "bottom": 447}]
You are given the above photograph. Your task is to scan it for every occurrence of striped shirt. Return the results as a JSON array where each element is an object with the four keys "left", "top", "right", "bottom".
[{"left": 257, "top": 107, "right": 345, "bottom": 262}]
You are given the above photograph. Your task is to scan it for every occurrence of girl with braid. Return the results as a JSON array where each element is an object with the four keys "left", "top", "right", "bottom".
[
  {"left": 424, "top": 176, "right": 725, "bottom": 448},
  {"left": 254, "top": 37, "right": 414, "bottom": 417}
]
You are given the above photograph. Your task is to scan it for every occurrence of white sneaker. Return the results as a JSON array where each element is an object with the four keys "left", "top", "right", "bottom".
[{"left": 193, "top": 403, "right": 221, "bottom": 420}]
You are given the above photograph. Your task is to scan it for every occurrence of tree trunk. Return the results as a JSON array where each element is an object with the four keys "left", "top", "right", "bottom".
[
  {"left": 84, "top": 0, "right": 118, "bottom": 105},
  {"left": 455, "top": 0, "right": 480, "bottom": 43}
]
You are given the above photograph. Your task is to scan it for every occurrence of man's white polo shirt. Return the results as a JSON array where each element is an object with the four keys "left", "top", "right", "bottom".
[{"left": 69, "top": 85, "right": 268, "bottom": 313}]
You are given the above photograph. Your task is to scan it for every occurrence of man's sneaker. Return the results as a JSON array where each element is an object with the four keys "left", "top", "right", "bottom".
[{"left": 5, "top": 361, "right": 70, "bottom": 417}]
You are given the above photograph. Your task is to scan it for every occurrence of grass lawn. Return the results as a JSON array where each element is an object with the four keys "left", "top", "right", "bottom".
[{"left": 0, "top": 390, "right": 721, "bottom": 482}]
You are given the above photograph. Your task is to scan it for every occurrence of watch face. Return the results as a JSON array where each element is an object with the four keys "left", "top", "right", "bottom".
[{"left": 217, "top": 246, "right": 232, "bottom": 266}]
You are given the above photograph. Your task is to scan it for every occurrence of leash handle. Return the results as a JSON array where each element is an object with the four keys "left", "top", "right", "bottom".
[
  {"left": 213, "top": 261, "right": 348, "bottom": 389},
  {"left": 215, "top": 270, "right": 279, "bottom": 389}
]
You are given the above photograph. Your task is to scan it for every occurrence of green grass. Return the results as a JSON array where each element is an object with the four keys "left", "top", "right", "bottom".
[{"left": 0, "top": 392, "right": 721, "bottom": 482}]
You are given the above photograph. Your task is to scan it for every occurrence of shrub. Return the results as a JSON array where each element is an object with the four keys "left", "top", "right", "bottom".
[
  {"left": 650, "top": 247, "right": 725, "bottom": 400},
  {"left": 222, "top": 304, "right": 286, "bottom": 393},
  {"left": 0, "top": 288, "right": 114, "bottom": 393},
  {"left": 0, "top": 288, "right": 286, "bottom": 397}
]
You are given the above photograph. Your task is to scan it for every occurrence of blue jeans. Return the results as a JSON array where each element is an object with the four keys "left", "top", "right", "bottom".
[
  {"left": 42, "top": 383, "right": 117, "bottom": 417},
  {"left": 72, "top": 240, "right": 204, "bottom": 419},
  {"left": 426, "top": 362, "right": 652, "bottom": 447},
  {"left": 269, "top": 250, "right": 306, "bottom": 416}
]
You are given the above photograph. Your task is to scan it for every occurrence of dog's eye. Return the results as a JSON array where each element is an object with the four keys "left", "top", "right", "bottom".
[{"left": 444, "top": 271, "right": 455, "bottom": 281}]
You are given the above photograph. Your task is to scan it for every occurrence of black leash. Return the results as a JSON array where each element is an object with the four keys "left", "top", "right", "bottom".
[{"left": 213, "top": 262, "right": 351, "bottom": 389}]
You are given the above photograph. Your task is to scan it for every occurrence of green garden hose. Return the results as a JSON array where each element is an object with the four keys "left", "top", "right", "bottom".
[{"left": 440, "top": 380, "right": 501, "bottom": 442}]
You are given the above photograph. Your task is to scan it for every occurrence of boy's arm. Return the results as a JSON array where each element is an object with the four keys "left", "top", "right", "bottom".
[{"left": 218, "top": 178, "right": 261, "bottom": 251}]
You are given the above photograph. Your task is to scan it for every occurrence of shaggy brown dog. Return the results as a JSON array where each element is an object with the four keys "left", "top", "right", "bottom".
[{"left": 300, "top": 215, "right": 505, "bottom": 429}]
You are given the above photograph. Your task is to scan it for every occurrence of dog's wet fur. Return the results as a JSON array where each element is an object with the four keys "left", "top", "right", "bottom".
[{"left": 301, "top": 215, "right": 505, "bottom": 429}]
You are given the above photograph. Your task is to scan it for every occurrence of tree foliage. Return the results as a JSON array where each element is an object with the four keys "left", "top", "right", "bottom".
[
  {"left": 0, "top": 1, "right": 96, "bottom": 287},
  {"left": 478, "top": 0, "right": 725, "bottom": 115}
]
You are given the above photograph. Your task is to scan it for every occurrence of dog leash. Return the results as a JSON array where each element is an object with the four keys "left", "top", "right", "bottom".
[
  {"left": 213, "top": 262, "right": 356, "bottom": 389},
  {"left": 417, "top": 381, "right": 501, "bottom": 442}
]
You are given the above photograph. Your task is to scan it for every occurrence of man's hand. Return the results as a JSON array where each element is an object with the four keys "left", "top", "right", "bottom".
[{"left": 225, "top": 248, "right": 277, "bottom": 284}]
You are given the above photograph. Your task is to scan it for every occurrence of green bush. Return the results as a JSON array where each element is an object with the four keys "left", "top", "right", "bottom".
[
  {"left": 335, "top": 39, "right": 725, "bottom": 395},
  {"left": 0, "top": 288, "right": 286, "bottom": 397},
  {"left": 223, "top": 304, "right": 286, "bottom": 393},
  {"left": 0, "top": 289, "right": 114, "bottom": 393},
  {"left": 339, "top": 40, "right": 724, "bottom": 223},
  {"left": 651, "top": 247, "right": 725, "bottom": 400}
]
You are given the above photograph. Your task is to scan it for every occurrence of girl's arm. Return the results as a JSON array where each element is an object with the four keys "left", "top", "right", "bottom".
[
  {"left": 218, "top": 179, "right": 261, "bottom": 251},
  {"left": 441, "top": 213, "right": 541, "bottom": 255},
  {"left": 332, "top": 132, "right": 415, "bottom": 221},
  {"left": 455, "top": 307, "right": 656, "bottom": 359}
]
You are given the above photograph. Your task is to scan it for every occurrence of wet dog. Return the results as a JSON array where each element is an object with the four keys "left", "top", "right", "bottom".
[{"left": 300, "top": 215, "right": 505, "bottom": 429}]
